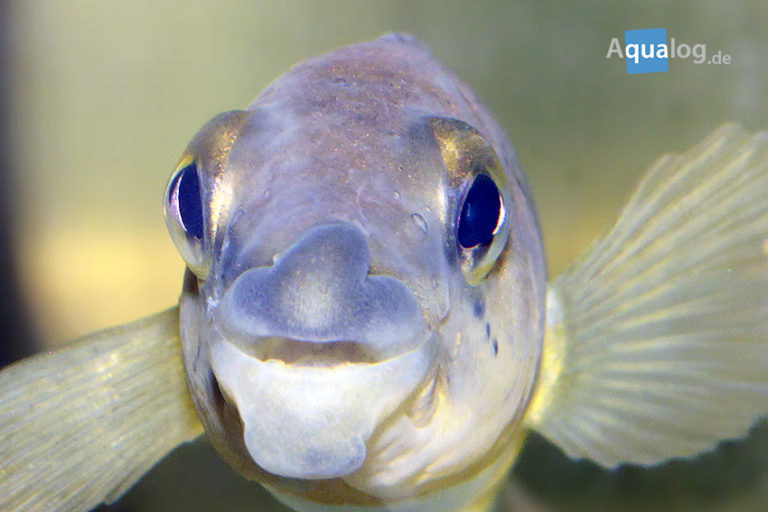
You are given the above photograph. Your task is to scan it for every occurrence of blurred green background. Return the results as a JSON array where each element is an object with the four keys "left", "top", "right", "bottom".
[{"left": 5, "top": 1, "right": 768, "bottom": 511}]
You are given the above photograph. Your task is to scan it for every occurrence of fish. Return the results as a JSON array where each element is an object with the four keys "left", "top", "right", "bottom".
[{"left": 1, "top": 33, "right": 768, "bottom": 512}]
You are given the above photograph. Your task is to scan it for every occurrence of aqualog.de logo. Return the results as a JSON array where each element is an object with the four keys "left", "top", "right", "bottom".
[
  {"left": 619, "top": 28, "right": 669, "bottom": 74},
  {"left": 606, "top": 28, "right": 732, "bottom": 74}
]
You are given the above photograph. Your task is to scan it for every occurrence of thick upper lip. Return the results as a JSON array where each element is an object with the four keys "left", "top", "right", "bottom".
[{"left": 213, "top": 223, "right": 432, "bottom": 365}]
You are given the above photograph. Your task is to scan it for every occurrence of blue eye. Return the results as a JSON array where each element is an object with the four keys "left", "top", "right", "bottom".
[
  {"left": 169, "top": 162, "right": 204, "bottom": 239},
  {"left": 457, "top": 174, "right": 503, "bottom": 249}
]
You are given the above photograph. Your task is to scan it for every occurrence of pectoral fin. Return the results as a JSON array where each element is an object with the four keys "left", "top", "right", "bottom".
[
  {"left": 0, "top": 307, "right": 203, "bottom": 511},
  {"left": 526, "top": 124, "right": 768, "bottom": 467}
]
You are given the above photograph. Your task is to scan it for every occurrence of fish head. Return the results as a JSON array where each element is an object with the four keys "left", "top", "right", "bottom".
[{"left": 164, "top": 36, "right": 546, "bottom": 504}]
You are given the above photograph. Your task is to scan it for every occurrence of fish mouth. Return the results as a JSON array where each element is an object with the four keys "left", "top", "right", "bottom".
[
  {"left": 206, "top": 222, "right": 437, "bottom": 479},
  {"left": 237, "top": 336, "right": 380, "bottom": 366},
  {"left": 209, "top": 331, "right": 435, "bottom": 480}
]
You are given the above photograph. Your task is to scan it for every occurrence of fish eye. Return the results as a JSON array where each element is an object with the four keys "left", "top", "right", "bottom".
[
  {"left": 165, "top": 159, "right": 208, "bottom": 278},
  {"left": 457, "top": 174, "right": 504, "bottom": 249},
  {"left": 455, "top": 171, "right": 511, "bottom": 285},
  {"left": 429, "top": 116, "right": 512, "bottom": 284},
  {"left": 168, "top": 162, "right": 204, "bottom": 239}
]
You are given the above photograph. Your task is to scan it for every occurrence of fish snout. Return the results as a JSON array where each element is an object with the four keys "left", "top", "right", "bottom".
[
  {"left": 217, "top": 222, "right": 428, "bottom": 363},
  {"left": 209, "top": 223, "right": 434, "bottom": 479}
]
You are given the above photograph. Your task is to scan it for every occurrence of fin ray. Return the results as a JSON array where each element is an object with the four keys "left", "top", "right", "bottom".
[
  {"left": 0, "top": 307, "right": 203, "bottom": 511},
  {"left": 527, "top": 124, "right": 768, "bottom": 467}
]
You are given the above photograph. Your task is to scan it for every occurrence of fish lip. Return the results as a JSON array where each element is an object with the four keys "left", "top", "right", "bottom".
[
  {"left": 215, "top": 304, "right": 434, "bottom": 366},
  {"left": 209, "top": 331, "right": 438, "bottom": 479},
  {"left": 222, "top": 320, "right": 437, "bottom": 368},
  {"left": 241, "top": 334, "right": 436, "bottom": 371},
  {"left": 231, "top": 336, "right": 381, "bottom": 367}
]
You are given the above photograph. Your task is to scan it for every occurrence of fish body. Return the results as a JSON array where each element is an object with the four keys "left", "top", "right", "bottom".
[{"left": 1, "top": 34, "right": 768, "bottom": 512}]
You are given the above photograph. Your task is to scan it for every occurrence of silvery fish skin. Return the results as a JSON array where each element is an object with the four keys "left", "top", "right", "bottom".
[{"left": 168, "top": 34, "right": 545, "bottom": 510}]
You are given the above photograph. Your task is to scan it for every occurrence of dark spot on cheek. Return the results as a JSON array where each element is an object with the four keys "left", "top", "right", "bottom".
[
  {"left": 485, "top": 323, "right": 491, "bottom": 339},
  {"left": 492, "top": 338, "right": 499, "bottom": 356},
  {"left": 473, "top": 299, "right": 485, "bottom": 319}
]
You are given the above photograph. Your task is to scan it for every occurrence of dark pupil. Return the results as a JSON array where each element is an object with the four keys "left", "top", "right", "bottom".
[
  {"left": 458, "top": 174, "right": 501, "bottom": 249},
  {"left": 171, "top": 163, "right": 204, "bottom": 239}
]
